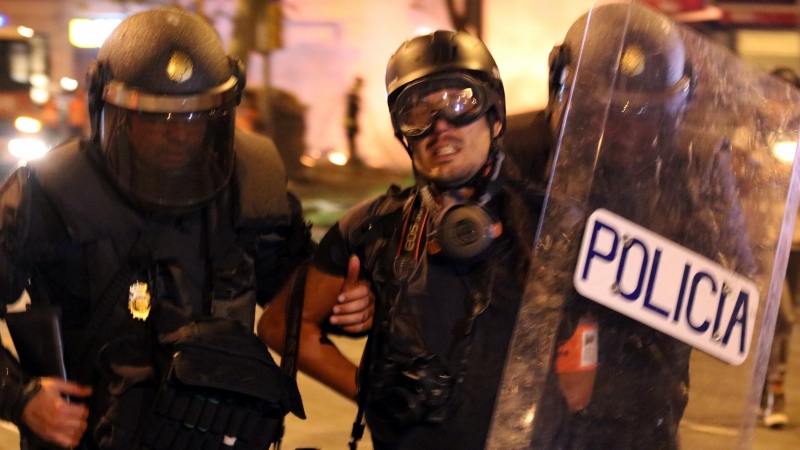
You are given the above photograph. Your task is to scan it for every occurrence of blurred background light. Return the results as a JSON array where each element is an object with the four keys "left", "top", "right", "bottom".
[
  {"left": 16, "top": 26, "right": 33, "bottom": 38},
  {"left": 773, "top": 141, "right": 798, "bottom": 163},
  {"left": 14, "top": 117, "right": 41, "bottom": 134},
  {"left": 300, "top": 155, "right": 318, "bottom": 167},
  {"left": 60, "top": 77, "right": 79, "bottom": 91},
  {"left": 327, "top": 151, "right": 348, "bottom": 166},
  {"left": 29, "top": 87, "right": 49, "bottom": 104},
  {"left": 29, "top": 73, "right": 48, "bottom": 88},
  {"left": 9, "top": 138, "right": 48, "bottom": 160},
  {"left": 69, "top": 18, "right": 121, "bottom": 49}
]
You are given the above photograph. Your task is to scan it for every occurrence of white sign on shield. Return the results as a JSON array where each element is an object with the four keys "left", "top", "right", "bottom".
[{"left": 573, "top": 209, "right": 759, "bottom": 366}]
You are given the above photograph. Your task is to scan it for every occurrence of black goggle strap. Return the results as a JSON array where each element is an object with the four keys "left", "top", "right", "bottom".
[
  {"left": 395, "top": 128, "right": 412, "bottom": 153},
  {"left": 477, "top": 151, "right": 505, "bottom": 206},
  {"left": 351, "top": 196, "right": 420, "bottom": 450}
]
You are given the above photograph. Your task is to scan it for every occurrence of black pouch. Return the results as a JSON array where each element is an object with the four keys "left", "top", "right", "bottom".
[
  {"left": 137, "top": 319, "right": 304, "bottom": 450},
  {"left": 5, "top": 305, "right": 67, "bottom": 379}
]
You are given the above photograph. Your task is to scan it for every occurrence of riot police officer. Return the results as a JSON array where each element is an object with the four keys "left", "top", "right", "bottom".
[
  {"left": 260, "top": 30, "right": 541, "bottom": 450},
  {"left": 530, "top": 3, "right": 754, "bottom": 449},
  {"left": 0, "top": 7, "right": 371, "bottom": 449}
]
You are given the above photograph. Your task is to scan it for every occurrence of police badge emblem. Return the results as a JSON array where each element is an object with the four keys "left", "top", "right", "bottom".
[
  {"left": 167, "top": 51, "right": 194, "bottom": 83},
  {"left": 128, "top": 281, "right": 151, "bottom": 321},
  {"left": 619, "top": 44, "right": 645, "bottom": 77}
]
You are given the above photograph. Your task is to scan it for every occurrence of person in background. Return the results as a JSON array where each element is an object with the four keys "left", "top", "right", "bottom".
[{"left": 345, "top": 76, "right": 364, "bottom": 165}]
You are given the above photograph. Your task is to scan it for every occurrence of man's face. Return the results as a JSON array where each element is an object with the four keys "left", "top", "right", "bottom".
[
  {"left": 598, "top": 107, "right": 679, "bottom": 167},
  {"left": 409, "top": 114, "right": 501, "bottom": 188},
  {"left": 129, "top": 113, "right": 207, "bottom": 170}
]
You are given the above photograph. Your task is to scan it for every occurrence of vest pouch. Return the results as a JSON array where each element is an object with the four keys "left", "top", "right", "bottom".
[
  {"left": 91, "top": 336, "right": 158, "bottom": 450},
  {"left": 138, "top": 319, "right": 303, "bottom": 450}
]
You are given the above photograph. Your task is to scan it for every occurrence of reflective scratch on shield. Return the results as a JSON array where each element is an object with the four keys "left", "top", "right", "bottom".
[{"left": 679, "top": 419, "right": 739, "bottom": 437}]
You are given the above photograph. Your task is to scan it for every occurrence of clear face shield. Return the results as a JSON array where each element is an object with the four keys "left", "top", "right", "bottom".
[
  {"left": 602, "top": 68, "right": 692, "bottom": 152},
  {"left": 597, "top": 96, "right": 688, "bottom": 169},
  {"left": 554, "top": 67, "right": 692, "bottom": 169},
  {"left": 99, "top": 77, "right": 238, "bottom": 210}
]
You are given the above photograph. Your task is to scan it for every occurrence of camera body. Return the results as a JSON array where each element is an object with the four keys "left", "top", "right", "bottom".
[{"left": 367, "top": 352, "right": 455, "bottom": 430}]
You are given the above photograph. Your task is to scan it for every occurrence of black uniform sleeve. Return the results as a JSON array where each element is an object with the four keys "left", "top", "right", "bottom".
[
  {"left": 255, "top": 192, "right": 316, "bottom": 306},
  {"left": 0, "top": 169, "right": 35, "bottom": 303},
  {"left": 0, "top": 168, "right": 41, "bottom": 425},
  {"left": 312, "top": 223, "right": 350, "bottom": 278},
  {"left": 311, "top": 192, "right": 390, "bottom": 278}
]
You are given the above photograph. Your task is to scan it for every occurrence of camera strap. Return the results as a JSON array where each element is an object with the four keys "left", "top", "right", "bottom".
[
  {"left": 395, "top": 191, "right": 428, "bottom": 268},
  {"left": 348, "top": 288, "right": 401, "bottom": 449},
  {"left": 451, "top": 259, "right": 495, "bottom": 384},
  {"left": 272, "top": 258, "right": 312, "bottom": 450},
  {"left": 281, "top": 259, "right": 310, "bottom": 379},
  {"left": 349, "top": 200, "right": 415, "bottom": 450}
]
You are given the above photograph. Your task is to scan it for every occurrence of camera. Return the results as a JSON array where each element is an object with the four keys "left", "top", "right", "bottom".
[{"left": 367, "top": 352, "right": 455, "bottom": 430}]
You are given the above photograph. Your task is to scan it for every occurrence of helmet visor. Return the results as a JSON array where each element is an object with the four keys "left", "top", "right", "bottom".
[
  {"left": 607, "top": 72, "right": 692, "bottom": 116},
  {"left": 100, "top": 104, "right": 235, "bottom": 209},
  {"left": 393, "top": 74, "right": 493, "bottom": 138}
]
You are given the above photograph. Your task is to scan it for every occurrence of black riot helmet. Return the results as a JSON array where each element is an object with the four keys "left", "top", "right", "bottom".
[
  {"left": 548, "top": 2, "right": 693, "bottom": 132},
  {"left": 86, "top": 7, "right": 246, "bottom": 211},
  {"left": 385, "top": 30, "right": 506, "bottom": 152}
]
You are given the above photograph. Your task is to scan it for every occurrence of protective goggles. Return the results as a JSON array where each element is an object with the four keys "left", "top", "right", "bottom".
[{"left": 392, "top": 74, "right": 496, "bottom": 138}]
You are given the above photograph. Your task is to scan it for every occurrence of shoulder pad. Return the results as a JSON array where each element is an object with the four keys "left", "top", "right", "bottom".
[
  {"left": 233, "top": 131, "right": 291, "bottom": 226},
  {"left": 28, "top": 139, "right": 142, "bottom": 242}
]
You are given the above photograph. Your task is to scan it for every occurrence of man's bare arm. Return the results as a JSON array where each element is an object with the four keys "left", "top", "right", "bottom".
[{"left": 258, "top": 256, "right": 369, "bottom": 401}]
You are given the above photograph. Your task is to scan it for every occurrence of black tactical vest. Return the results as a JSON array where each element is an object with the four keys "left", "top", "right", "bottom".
[{"left": 23, "top": 131, "right": 298, "bottom": 449}]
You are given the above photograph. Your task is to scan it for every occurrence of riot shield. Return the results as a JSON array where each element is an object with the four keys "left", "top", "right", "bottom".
[{"left": 487, "top": 1, "right": 800, "bottom": 449}]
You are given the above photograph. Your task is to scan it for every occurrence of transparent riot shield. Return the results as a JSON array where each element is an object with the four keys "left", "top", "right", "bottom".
[{"left": 487, "top": 1, "right": 800, "bottom": 449}]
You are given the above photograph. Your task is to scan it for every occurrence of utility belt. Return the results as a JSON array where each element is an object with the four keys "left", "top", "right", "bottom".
[{"left": 134, "top": 319, "right": 303, "bottom": 450}]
